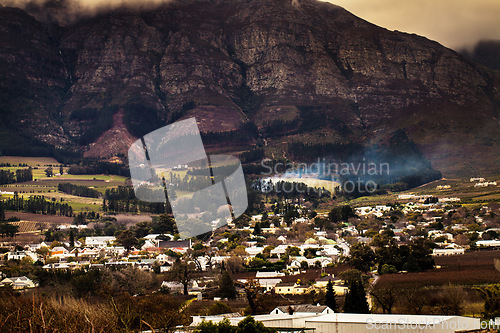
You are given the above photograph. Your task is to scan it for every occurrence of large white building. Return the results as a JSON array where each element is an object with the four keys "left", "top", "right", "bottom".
[{"left": 192, "top": 310, "right": 481, "bottom": 333}]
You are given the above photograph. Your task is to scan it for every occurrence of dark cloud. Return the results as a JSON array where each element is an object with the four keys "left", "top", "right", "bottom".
[
  {"left": 325, "top": 0, "right": 500, "bottom": 49},
  {"left": 0, "top": 0, "right": 172, "bottom": 25}
]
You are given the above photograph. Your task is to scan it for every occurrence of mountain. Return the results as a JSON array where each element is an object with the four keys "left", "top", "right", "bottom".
[{"left": 0, "top": 0, "right": 499, "bottom": 177}]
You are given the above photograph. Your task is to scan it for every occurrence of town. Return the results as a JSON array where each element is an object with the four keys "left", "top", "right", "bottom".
[{"left": 1, "top": 158, "right": 499, "bottom": 332}]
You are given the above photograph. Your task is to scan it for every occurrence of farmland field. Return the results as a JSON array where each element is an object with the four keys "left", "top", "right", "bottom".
[
  {"left": 1, "top": 156, "right": 129, "bottom": 212},
  {"left": 0, "top": 156, "right": 60, "bottom": 166},
  {"left": 377, "top": 250, "right": 500, "bottom": 288},
  {"left": 5, "top": 212, "right": 74, "bottom": 224}
]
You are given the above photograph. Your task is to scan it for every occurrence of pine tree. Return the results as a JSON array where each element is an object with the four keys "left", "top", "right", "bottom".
[
  {"left": 219, "top": 269, "right": 237, "bottom": 299},
  {"left": 325, "top": 280, "right": 338, "bottom": 311},
  {"left": 343, "top": 279, "right": 370, "bottom": 314},
  {"left": 253, "top": 222, "right": 262, "bottom": 235},
  {"left": 0, "top": 201, "right": 5, "bottom": 221},
  {"left": 69, "top": 229, "right": 75, "bottom": 248}
]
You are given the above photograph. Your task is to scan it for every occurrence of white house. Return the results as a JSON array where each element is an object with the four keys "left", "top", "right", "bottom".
[
  {"left": 432, "top": 244, "right": 465, "bottom": 256},
  {"left": 85, "top": 236, "right": 116, "bottom": 247},
  {"left": 476, "top": 240, "right": 500, "bottom": 247},
  {"left": 245, "top": 246, "right": 264, "bottom": 256},
  {"left": 0, "top": 276, "right": 37, "bottom": 289},
  {"left": 470, "top": 177, "right": 485, "bottom": 182},
  {"left": 7, "top": 251, "right": 38, "bottom": 262}
]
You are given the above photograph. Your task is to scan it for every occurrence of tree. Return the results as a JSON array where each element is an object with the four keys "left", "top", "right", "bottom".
[
  {"left": 59, "top": 165, "right": 64, "bottom": 175},
  {"left": 169, "top": 260, "right": 195, "bottom": 295},
  {"left": 329, "top": 205, "right": 356, "bottom": 223},
  {"left": 69, "top": 229, "right": 75, "bottom": 248},
  {"left": 253, "top": 222, "right": 262, "bottom": 236},
  {"left": 153, "top": 214, "right": 178, "bottom": 234},
  {"left": 343, "top": 279, "right": 370, "bottom": 314},
  {"left": 0, "top": 222, "right": 19, "bottom": 238},
  {"left": 370, "top": 285, "right": 398, "bottom": 314},
  {"left": 237, "top": 316, "right": 273, "bottom": 333},
  {"left": 44, "top": 167, "right": 53, "bottom": 177},
  {"left": 194, "top": 317, "right": 273, "bottom": 333},
  {"left": 347, "top": 243, "right": 376, "bottom": 273},
  {"left": 476, "top": 283, "right": 500, "bottom": 319},
  {"left": 285, "top": 246, "right": 300, "bottom": 257},
  {"left": 244, "top": 279, "right": 262, "bottom": 315},
  {"left": 219, "top": 269, "right": 237, "bottom": 299},
  {"left": 403, "top": 238, "right": 435, "bottom": 272},
  {"left": 325, "top": 280, "right": 338, "bottom": 311},
  {"left": 116, "top": 230, "right": 139, "bottom": 251},
  {"left": 0, "top": 201, "right": 5, "bottom": 221}
]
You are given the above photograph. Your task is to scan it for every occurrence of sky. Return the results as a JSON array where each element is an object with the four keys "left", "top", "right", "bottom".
[
  {"left": 1, "top": 0, "right": 499, "bottom": 50},
  {"left": 323, "top": 0, "right": 500, "bottom": 50}
]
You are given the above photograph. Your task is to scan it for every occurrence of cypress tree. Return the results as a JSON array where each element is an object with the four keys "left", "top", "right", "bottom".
[
  {"left": 219, "top": 269, "right": 237, "bottom": 299},
  {"left": 0, "top": 201, "right": 4, "bottom": 221},
  {"left": 343, "top": 279, "right": 370, "bottom": 314},
  {"left": 325, "top": 280, "right": 338, "bottom": 311}
]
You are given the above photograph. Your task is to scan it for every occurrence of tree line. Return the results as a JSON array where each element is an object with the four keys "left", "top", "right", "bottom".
[
  {"left": 0, "top": 167, "right": 33, "bottom": 185},
  {"left": 58, "top": 182, "right": 101, "bottom": 198},
  {"left": 68, "top": 159, "right": 130, "bottom": 177},
  {"left": 0, "top": 201, "right": 19, "bottom": 238},
  {"left": 103, "top": 186, "right": 166, "bottom": 214},
  {"left": 1, "top": 193, "right": 73, "bottom": 216}
]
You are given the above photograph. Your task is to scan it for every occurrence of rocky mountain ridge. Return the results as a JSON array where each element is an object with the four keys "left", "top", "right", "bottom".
[{"left": 0, "top": 0, "right": 499, "bottom": 176}]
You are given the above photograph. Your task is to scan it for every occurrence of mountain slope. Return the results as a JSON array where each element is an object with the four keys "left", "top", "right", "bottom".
[{"left": 0, "top": 0, "right": 499, "bottom": 176}]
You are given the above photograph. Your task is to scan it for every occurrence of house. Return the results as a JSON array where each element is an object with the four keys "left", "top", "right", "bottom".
[
  {"left": 142, "top": 234, "right": 175, "bottom": 250},
  {"left": 476, "top": 240, "right": 500, "bottom": 248},
  {"left": 255, "top": 271, "right": 284, "bottom": 278},
  {"left": 43, "top": 263, "right": 72, "bottom": 270},
  {"left": 85, "top": 236, "right": 116, "bottom": 247},
  {"left": 314, "top": 274, "right": 336, "bottom": 288},
  {"left": 50, "top": 246, "right": 71, "bottom": 258},
  {"left": 0, "top": 276, "right": 37, "bottom": 289},
  {"left": 313, "top": 275, "right": 349, "bottom": 295},
  {"left": 288, "top": 256, "right": 332, "bottom": 270},
  {"left": 274, "top": 282, "right": 296, "bottom": 295},
  {"left": 432, "top": 243, "right": 465, "bottom": 256},
  {"left": 72, "top": 247, "right": 100, "bottom": 259},
  {"left": 474, "top": 181, "right": 497, "bottom": 187},
  {"left": 271, "top": 305, "right": 334, "bottom": 316},
  {"left": 274, "top": 282, "right": 311, "bottom": 295},
  {"left": 470, "top": 177, "right": 486, "bottom": 182},
  {"left": 258, "top": 278, "right": 283, "bottom": 292},
  {"left": 432, "top": 248, "right": 465, "bottom": 256},
  {"left": 157, "top": 239, "right": 192, "bottom": 253},
  {"left": 7, "top": 251, "right": 38, "bottom": 262},
  {"left": 141, "top": 239, "right": 157, "bottom": 251},
  {"left": 245, "top": 246, "right": 264, "bottom": 257},
  {"left": 270, "top": 245, "right": 287, "bottom": 258}
]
